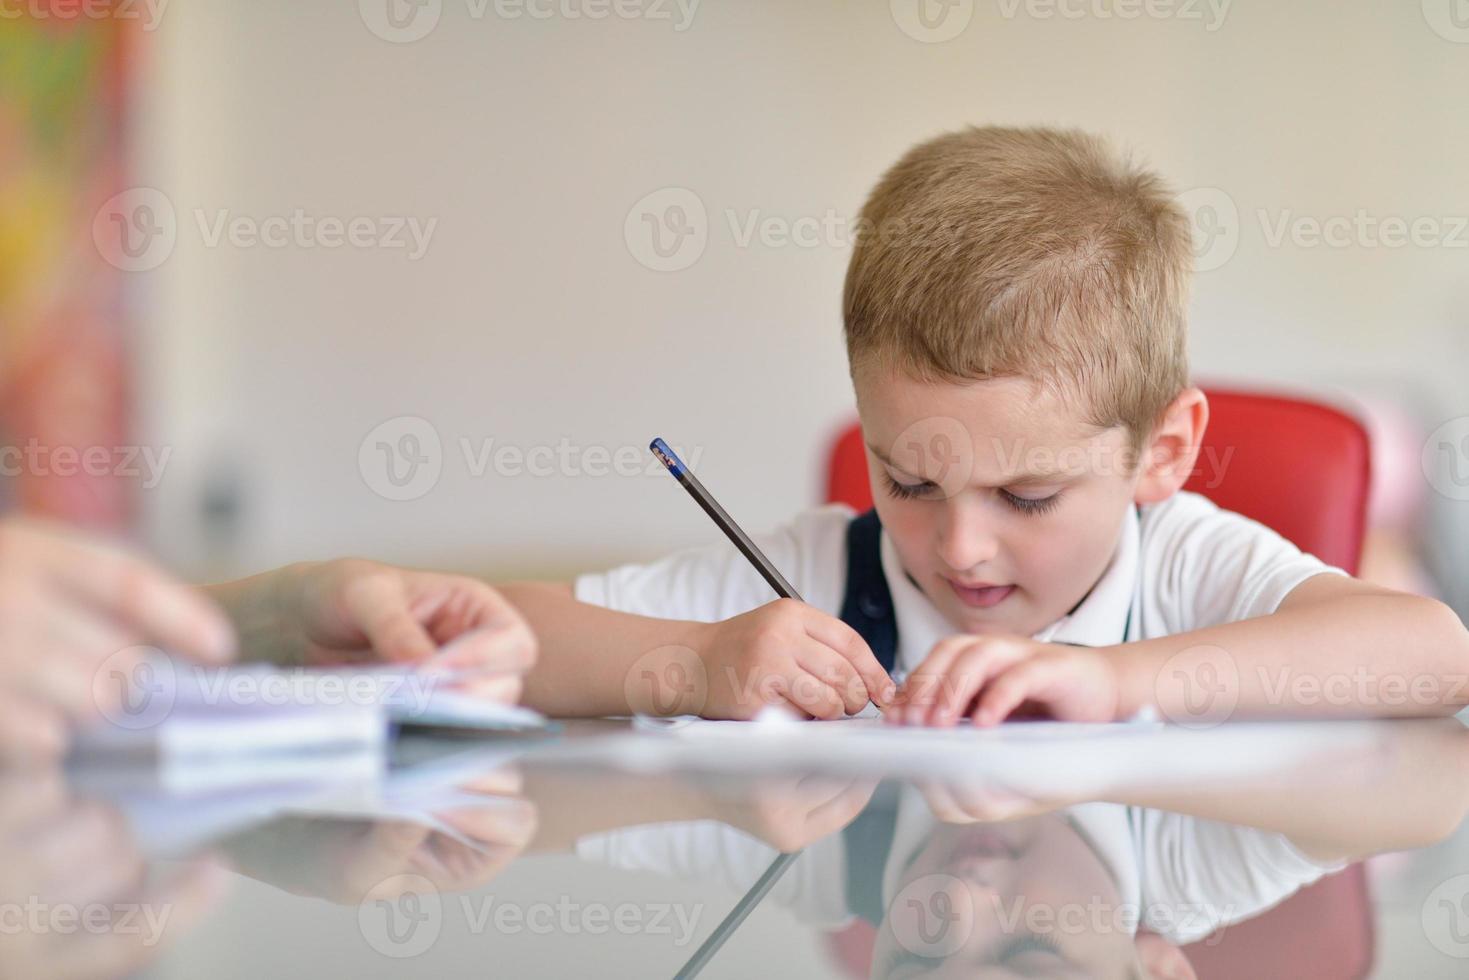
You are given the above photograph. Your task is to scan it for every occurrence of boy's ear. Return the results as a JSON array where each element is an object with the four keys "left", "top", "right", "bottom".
[
  {"left": 1134, "top": 932, "right": 1198, "bottom": 980},
  {"left": 1134, "top": 387, "right": 1209, "bottom": 506}
]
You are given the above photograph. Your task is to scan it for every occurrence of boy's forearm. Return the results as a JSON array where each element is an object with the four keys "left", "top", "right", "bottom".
[
  {"left": 1112, "top": 589, "right": 1469, "bottom": 720},
  {"left": 501, "top": 581, "right": 709, "bottom": 717}
]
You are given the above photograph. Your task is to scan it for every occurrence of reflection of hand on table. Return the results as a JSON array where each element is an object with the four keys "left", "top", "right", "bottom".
[
  {"left": 223, "top": 766, "right": 537, "bottom": 904},
  {"left": 915, "top": 776, "right": 1066, "bottom": 825},
  {"left": 0, "top": 772, "right": 229, "bottom": 980},
  {"left": 698, "top": 773, "right": 879, "bottom": 852}
]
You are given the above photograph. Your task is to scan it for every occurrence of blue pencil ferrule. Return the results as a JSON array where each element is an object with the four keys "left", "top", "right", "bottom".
[{"left": 649, "top": 438, "right": 687, "bottom": 478}]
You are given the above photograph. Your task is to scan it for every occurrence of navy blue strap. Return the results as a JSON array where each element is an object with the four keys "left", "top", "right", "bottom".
[
  {"left": 839, "top": 509, "right": 898, "bottom": 676},
  {"left": 838, "top": 510, "right": 901, "bottom": 922}
]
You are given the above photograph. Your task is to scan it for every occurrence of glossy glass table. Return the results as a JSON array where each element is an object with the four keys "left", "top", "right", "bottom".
[{"left": 15, "top": 716, "right": 1469, "bottom": 979}]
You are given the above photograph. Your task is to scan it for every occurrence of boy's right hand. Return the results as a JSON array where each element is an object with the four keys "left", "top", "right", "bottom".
[{"left": 688, "top": 599, "right": 895, "bottom": 719}]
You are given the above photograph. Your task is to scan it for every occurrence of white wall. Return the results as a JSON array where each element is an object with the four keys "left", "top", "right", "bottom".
[{"left": 133, "top": 0, "right": 1469, "bottom": 589}]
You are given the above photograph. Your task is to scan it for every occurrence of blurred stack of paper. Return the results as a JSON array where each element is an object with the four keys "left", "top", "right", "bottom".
[
  {"left": 69, "top": 659, "right": 550, "bottom": 773},
  {"left": 71, "top": 665, "right": 388, "bottom": 771}
]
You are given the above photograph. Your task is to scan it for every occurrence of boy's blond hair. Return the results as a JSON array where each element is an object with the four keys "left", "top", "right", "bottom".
[{"left": 843, "top": 126, "right": 1193, "bottom": 450}]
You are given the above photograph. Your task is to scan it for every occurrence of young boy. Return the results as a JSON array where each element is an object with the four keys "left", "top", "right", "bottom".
[{"left": 507, "top": 126, "right": 1469, "bottom": 726}]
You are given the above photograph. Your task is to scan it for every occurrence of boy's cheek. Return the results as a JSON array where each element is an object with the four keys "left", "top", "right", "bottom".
[{"left": 873, "top": 501, "right": 933, "bottom": 565}]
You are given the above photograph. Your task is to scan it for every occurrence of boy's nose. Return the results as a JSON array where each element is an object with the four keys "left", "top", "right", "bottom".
[{"left": 935, "top": 503, "right": 1000, "bottom": 573}]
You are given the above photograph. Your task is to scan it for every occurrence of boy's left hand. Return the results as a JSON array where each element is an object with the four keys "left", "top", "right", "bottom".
[
  {"left": 268, "top": 560, "right": 537, "bottom": 703},
  {"left": 887, "top": 635, "right": 1121, "bottom": 727}
]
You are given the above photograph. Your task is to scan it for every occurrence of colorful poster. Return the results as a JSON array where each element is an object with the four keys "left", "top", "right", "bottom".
[{"left": 0, "top": 10, "right": 134, "bottom": 527}]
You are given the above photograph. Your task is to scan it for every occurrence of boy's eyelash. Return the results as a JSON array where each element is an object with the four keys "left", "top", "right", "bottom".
[
  {"left": 999, "top": 933, "right": 1065, "bottom": 962},
  {"left": 1000, "top": 488, "right": 1062, "bottom": 515},
  {"left": 882, "top": 473, "right": 936, "bottom": 500},
  {"left": 882, "top": 474, "right": 1062, "bottom": 516}
]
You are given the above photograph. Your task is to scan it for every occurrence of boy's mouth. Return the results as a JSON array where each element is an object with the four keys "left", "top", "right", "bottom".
[{"left": 945, "top": 577, "right": 1017, "bottom": 609}]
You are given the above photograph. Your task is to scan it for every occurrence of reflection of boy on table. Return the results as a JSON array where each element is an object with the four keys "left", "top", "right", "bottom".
[{"left": 525, "top": 720, "right": 1469, "bottom": 979}]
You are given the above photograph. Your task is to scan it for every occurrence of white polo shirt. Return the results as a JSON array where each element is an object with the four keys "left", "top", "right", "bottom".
[{"left": 574, "top": 489, "right": 1346, "bottom": 676}]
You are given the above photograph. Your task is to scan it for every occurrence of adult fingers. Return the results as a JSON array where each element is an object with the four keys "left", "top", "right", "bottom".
[
  {"left": 0, "top": 691, "right": 70, "bottom": 764},
  {"left": 428, "top": 624, "right": 537, "bottom": 677},
  {"left": 341, "top": 576, "right": 437, "bottom": 665},
  {"left": 40, "top": 538, "right": 233, "bottom": 665},
  {"left": 449, "top": 674, "right": 523, "bottom": 706}
]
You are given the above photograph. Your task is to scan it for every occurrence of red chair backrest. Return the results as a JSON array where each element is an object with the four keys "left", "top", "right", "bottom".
[
  {"left": 821, "top": 387, "right": 1376, "bottom": 980},
  {"left": 825, "top": 422, "right": 874, "bottom": 514}
]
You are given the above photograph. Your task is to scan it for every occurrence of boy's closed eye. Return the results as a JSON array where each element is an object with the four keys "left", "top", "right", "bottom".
[
  {"left": 879, "top": 932, "right": 1081, "bottom": 979},
  {"left": 881, "top": 469, "right": 1065, "bottom": 516}
]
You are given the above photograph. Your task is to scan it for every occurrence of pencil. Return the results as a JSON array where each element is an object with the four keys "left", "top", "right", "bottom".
[{"left": 649, "top": 438, "right": 802, "bottom": 601}]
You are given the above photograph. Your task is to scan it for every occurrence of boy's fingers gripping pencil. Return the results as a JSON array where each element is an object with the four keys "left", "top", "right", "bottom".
[{"left": 649, "top": 437, "right": 894, "bottom": 713}]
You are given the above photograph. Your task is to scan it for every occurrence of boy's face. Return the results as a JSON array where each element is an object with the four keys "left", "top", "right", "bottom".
[{"left": 854, "top": 366, "right": 1144, "bottom": 638}]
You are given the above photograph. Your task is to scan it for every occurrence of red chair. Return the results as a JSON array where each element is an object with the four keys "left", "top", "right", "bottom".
[{"left": 822, "top": 386, "right": 1376, "bottom": 980}]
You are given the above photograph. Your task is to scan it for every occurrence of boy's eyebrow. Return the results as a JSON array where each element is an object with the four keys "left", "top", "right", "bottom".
[{"left": 866, "top": 441, "right": 1071, "bottom": 487}]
